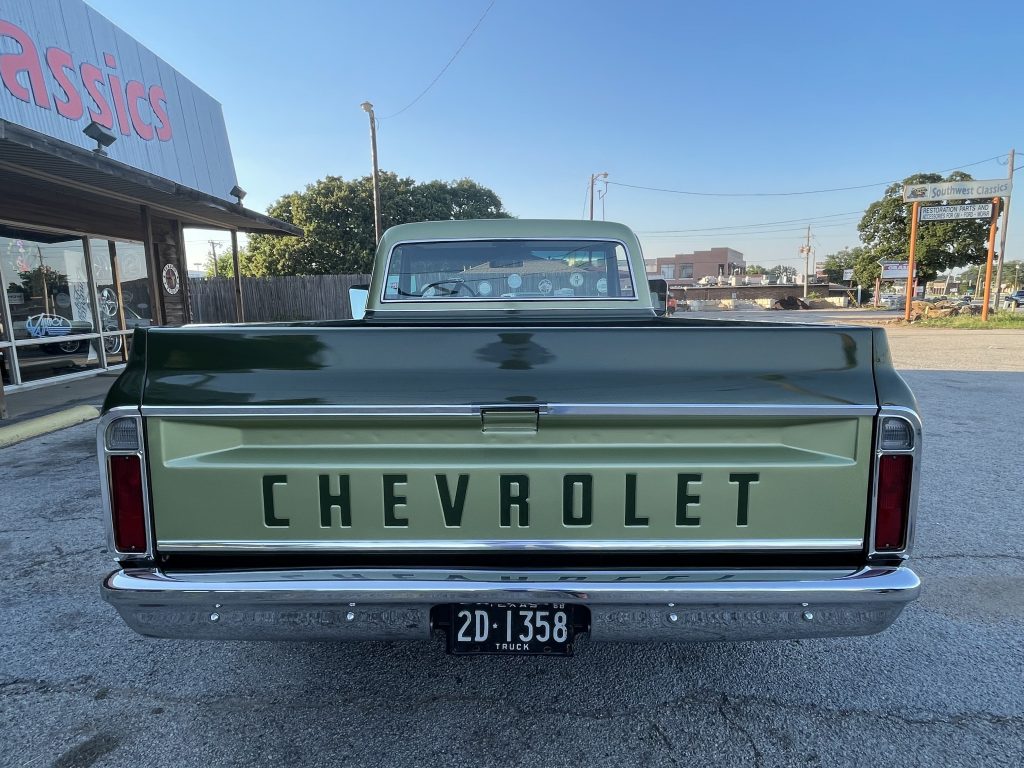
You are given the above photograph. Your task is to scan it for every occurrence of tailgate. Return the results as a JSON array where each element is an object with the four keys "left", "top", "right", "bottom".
[
  {"left": 136, "top": 323, "right": 879, "bottom": 554},
  {"left": 146, "top": 412, "right": 874, "bottom": 552}
]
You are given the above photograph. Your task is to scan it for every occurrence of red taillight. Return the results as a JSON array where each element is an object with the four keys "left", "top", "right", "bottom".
[
  {"left": 110, "top": 455, "right": 146, "bottom": 553},
  {"left": 875, "top": 454, "right": 912, "bottom": 551}
]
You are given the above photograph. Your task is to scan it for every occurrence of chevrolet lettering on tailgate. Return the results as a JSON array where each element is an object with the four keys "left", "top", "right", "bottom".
[
  {"left": 258, "top": 471, "right": 762, "bottom": 530},
  {"left": 99, "top": 219, "right": 921, "bottom": 655}
]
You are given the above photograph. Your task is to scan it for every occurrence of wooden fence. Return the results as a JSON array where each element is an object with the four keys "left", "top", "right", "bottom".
[{"left": 188, "top": 274, "right": 372, "bottom": 324}]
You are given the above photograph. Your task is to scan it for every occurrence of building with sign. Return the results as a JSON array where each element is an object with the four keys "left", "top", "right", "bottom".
[{"left": 0, "top": 0, "right": 298, "bottom": 392}]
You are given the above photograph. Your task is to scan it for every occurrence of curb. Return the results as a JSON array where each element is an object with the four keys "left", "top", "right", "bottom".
[{"left": 0, "top": 405, "right": 100, "bottom": 448}]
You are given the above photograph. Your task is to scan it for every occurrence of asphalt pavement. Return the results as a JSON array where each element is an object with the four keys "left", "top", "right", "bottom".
[{"left": 1, "top": 368, "right": 1022, "bottom": 767}]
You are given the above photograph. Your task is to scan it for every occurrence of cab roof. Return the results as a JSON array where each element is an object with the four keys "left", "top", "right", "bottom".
[{"left": 379, "top": 218, "right": 640, "bottom": 247}]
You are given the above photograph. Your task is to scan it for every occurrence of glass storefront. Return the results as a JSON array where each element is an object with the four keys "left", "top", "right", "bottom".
[{"left": 0, "top": 222, "right": 151, "bottom": 388}]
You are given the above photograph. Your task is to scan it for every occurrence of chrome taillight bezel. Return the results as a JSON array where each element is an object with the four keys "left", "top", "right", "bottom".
[
  {"left": 97, "top": 407, "right": 153, "bottom": 562},
  {"left": 868, "top": 407, "right": 922, "bottom": 561}
]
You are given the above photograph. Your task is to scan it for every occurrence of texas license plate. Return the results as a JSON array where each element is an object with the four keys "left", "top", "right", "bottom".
[{"left": 447, "top": 603, "right": 576, "bottom": 656}]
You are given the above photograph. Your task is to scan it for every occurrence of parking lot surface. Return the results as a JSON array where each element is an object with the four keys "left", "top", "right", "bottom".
[{"left": 2, "top": 349, "right": 1023, "bottom": 766}]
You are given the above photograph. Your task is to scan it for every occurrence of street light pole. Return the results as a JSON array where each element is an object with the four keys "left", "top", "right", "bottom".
[
  {"left": 589, "top": 172, "right": 608, "bottom": 220},
  {"left": 361, "top": 102, "right": 383, "bottom": 245}
]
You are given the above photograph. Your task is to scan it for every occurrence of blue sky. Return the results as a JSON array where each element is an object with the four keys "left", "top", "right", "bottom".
[{"left": 86, "top": 0, "right": 1024, "bottom": 272}]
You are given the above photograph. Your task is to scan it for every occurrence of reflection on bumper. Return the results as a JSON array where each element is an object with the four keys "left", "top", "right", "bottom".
[{"left": 101, "top": 566, "right": 920, "bottom": 643}]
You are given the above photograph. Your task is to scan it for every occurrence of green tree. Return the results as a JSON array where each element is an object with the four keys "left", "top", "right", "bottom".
[
  {"left": 745, "top": 264, "right": 767, "bottom": 275},
  {"left": 202, "top": 246, "right": 255, "bottom": 278},
  {"left": 1003, "top": 261, "right": 1024, "bottom": 290},
  {"left": 853, "top": 247, "right": 881, "bottom": 287},
  {"left": 858, "top": 172, "right": 999, "bottom": 283},
  {"left": 960, "top": 260, "right": 1024, "bottom": 293},
  {"left": 246, "top": 173, "right": 512, "bottom": 276},
  {"left": 820, "top": 247, "right": 865, "bottom": 283},
  {"left": 766, "top": 264, "right": 797, "bottom": 281},
  {"left": 203, "top": 249, "right": 233, "bottom": 278}
]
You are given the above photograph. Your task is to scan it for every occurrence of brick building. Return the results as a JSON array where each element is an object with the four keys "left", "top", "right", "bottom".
[{"left": 647, "top": 247, "right": 745, "bottom": 284}]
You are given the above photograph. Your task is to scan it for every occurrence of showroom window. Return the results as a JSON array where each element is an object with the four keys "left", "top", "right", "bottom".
[
  {"left": 89, "top": 239, "right": 153, "bottom": 365},
  {"left": 1, "top": 223, "right": 148, "bottom": 389}
]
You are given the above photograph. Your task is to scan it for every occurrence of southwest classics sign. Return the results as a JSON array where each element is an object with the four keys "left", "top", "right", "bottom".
[{"left": 903, "top": 179, "right": 1012, "bottom": 202}]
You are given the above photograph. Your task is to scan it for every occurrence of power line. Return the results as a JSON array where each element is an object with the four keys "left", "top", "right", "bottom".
[
  {"left": 639, "top": 220, "right": 860, "bottom": 239},
  {"left": 608, "top": 154, "right": 1006, "bottom": 198},
  {"left": 378, "top": 0, "right": 496, "bottom": 120},
  {"left": 635, "top": 209, "right": 865, "bottom": 234}
]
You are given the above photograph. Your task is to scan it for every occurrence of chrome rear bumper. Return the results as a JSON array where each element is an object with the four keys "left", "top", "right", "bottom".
[{"left": 102, "top": 566, "right": 919, "bottom": 643}]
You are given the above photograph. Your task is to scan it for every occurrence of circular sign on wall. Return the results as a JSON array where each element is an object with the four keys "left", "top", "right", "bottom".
[
  {"left": 538, "top": 278, "right": 553, "bottom": 294},
  {"left": 477, "top": 280, "right": 492, "bottom": 296},
  {"left": 596, "top": 277, "right": 608, "bottom": 294},
  {"left": 507, "top": 273, "right": 523, "bottom": 290},
  {"left": 569, "top": 272, "right": 584, "bottom": 288},
  {"left": 161, "top": 263, "right": 181, "bottom": 295}
]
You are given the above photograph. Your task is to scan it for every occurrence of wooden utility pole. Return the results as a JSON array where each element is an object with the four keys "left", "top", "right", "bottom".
[
  {"left": 981, "top": 197, "right": 1001, "bottom": 321},
  {"left": 209, "top": 240, "right": 220, "bottom": 278},
  {"left": 361, "top": 102, "right": 383, "bottom": 244},
  {"left": 992, "top": 148, "right": 1014, "bottom": 310},
  {"left": 589, "top": 172, "right": 608, "bottom": 220},
  {"left": 800, "top": 225, "right": 812, "bottom": 299},
  {"left": 903, "top": 202, "right": 920, "bottom": 322}
]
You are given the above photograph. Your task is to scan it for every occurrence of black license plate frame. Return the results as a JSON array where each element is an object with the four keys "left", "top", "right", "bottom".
[{"left": 446, "top": 603, "right": 577, "bottom": 656}]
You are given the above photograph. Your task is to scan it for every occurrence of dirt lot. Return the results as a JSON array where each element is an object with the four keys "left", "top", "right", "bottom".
[{"left": 881, "top": 327, "right": 1024, "bottom": 372}]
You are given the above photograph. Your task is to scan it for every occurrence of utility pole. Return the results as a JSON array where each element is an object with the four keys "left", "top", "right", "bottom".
[
  {"left": 992, "top": 147, "right": 1014, "bottom": 311},
  {"left": 589, "top": 172, "right": 608, "bottom": 220},
  {"left": 800, "top": 225, "right": 812, "bottom": 298},
  {"left": 208, "top": 240, "right": 220, "bottom": 278},
  {"left": 361, "top": 102, "right": 383, "bottom": 245}
]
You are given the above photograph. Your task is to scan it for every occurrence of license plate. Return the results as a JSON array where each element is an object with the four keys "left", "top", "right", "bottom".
[{"left": 447, "top": 603, "right": 576, "bottom": 656}]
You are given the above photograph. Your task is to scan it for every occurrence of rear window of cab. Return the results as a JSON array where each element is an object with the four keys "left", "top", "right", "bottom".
[{"left": 383, "top": 239, "right": 635, "bottom": 301}]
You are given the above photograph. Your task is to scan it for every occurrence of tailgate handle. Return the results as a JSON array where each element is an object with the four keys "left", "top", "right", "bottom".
[{"left": 480, "top": 408, "right": 540, "bottom": 434}]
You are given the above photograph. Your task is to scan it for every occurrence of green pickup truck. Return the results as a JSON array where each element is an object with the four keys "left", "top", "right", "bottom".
[{"left": 99, "top": 219, "right": 921, "bottom": 655}]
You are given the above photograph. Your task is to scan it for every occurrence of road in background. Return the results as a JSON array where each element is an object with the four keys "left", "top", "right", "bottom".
[{"left": 2, "top": 351, "right": 1022, "bottom": 767}]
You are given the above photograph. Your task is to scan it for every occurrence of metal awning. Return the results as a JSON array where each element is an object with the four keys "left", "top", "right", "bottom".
[{"left": 0, "top": 119, "right": 301, "bottom": 236}]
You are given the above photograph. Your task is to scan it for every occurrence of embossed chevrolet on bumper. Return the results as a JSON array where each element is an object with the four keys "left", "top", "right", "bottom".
[{"left": 102, "top": 565, "right": 920, "bottom": 642}]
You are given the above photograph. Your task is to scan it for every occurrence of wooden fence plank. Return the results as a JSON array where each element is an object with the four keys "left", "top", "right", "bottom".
[{"left": 188, "top": 274, "right": 371, "bottom": 323}]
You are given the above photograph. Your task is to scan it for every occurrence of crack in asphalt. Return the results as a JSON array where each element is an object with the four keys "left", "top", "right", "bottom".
[
  {"left": 4, "top": 546, "right": 102, "bottom": 579},
  {"left": 2, "top": 676, "right": 1020, "bottom": 735},
  {"left": 649, "top": 718, "right": 682, "bottom": 766},
  {"left": 719, "top": 694, "right": 764, "bottom": 768}
]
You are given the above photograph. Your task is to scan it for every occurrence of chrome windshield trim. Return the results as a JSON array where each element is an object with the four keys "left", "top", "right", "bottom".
[
  {"left": 139, "top": 403, "right": 877, "bottom": 418},
  {"left": 156, "top": 538, "right": 864, "bottom": 553},
  {"left": 379, "top": 236, "right": 638, "bottom": 305}
]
